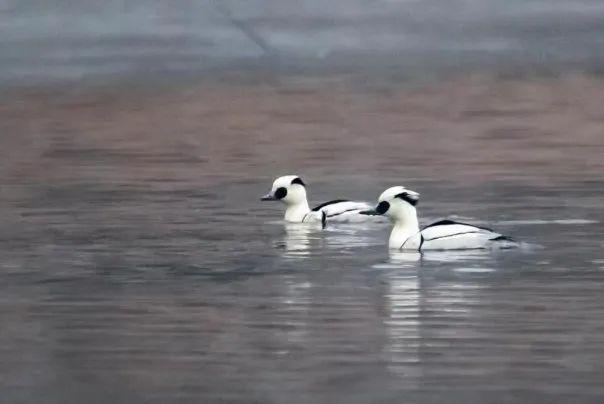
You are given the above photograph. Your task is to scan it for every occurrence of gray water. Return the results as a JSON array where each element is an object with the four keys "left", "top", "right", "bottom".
[
  {"left": 3, "top": 172, "right": 604, "bottom": 404},
  {"left": 2, "top": 0, "right": 604, "bottom": 85},
  {"left": 2, "top": 75, "right": 604, "bottom": 403}
]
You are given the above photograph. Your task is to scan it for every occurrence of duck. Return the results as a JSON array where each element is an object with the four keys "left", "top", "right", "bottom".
[
  {"left": 261, "top": 175, "right": 373, "bottom": 227},
  {"left": 360, "top": 186, "right": 516, "bottom": 250}
]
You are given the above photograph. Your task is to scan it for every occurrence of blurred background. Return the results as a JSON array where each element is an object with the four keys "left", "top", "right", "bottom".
[
  {"left": 2, "top": 0, "right": 604, "bottom": 85},
  {"left": 2, "top": 1, "right": 604, "bottom": 403}
]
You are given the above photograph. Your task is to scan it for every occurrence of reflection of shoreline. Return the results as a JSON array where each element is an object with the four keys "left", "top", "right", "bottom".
[{"left": 4, "top": 74, "right": 604, "bottom": 187}]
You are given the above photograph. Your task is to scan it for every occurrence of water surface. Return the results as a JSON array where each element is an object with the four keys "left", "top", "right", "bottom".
[{"left": 1, "top": 75, "right": 604, "bottom": 403}]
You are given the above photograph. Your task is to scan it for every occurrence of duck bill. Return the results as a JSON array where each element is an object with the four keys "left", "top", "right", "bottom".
[
  {"left": 360, "top": 208, "right": 380, "bottom": 216},
  {"left": 261, "top": 193, "right": 276, "bottom": 201}
]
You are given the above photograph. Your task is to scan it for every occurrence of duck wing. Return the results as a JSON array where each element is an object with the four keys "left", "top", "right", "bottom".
[
  {"left": 420, "top": 220, "right": 510, "bottom": 250},
  {"left": 312, "top": 200, "right": 371, "bottom": 218}
]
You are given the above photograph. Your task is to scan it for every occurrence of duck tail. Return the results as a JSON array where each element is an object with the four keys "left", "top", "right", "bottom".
[
  {"left": 490, "top": 235, "right": 515, "bottom": 242},
  {"left": 490, "top": 234, "right": 519, "bottom": 249}
]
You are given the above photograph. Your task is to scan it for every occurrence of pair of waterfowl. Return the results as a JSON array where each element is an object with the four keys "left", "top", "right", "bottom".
[{"left": 261, "top": 175, "right": 515, "bottom": 251}]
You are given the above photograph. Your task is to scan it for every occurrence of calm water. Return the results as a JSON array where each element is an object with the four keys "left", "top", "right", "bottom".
[{"left": 2, "top": 74, "right": 604, "bottom": 403}]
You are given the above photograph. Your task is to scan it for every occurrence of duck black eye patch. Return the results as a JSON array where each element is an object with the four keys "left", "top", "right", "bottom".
[
  {"left": 274, "top": 187, "right": 287, "bottom": 199},
  {"left": 376, "top": 201, "right": 390, "bottom": 214}
]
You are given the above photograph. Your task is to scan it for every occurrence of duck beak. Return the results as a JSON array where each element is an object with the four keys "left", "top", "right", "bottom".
[
  {"left": 360, "top": 207, "right": 380, "bottom": 216},
  {"left": 261, "top": 193, "right": 276, "bottom": 201}
]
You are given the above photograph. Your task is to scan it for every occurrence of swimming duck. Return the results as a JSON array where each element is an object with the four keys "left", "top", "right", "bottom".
[
  {"left": 361, "top": 186, "right": 516, "bottom": 250},
  {"left": 261, "top": 175, "right": 372, "bottom": 227}
]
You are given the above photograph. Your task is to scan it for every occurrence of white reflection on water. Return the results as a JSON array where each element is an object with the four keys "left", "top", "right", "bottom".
[
  {"left": 381, "top": 265, "right": 497, "bottom": 379},
  {"left": 281, "top": 223, "right": 316, "bottom": 259},
  {"left": 377, "top": 249, "right": 492, "bottom": 268},
  {"left": 279, "top": 276, "right": 313, "bottom": 347},
  {"left": 380, "top": 248, "right": 499, "bottom": 377},
  {"left": 420, "top": 249, "right": 492, "bottom": 263},
  {"left": 388, "top": 251, "right": 422, "bottom": 266},
  {"left": 382, "top": 269, "right": 421, "bottom": 378},
  {"left": 453, "top": 267, "right": 496, "bottom": 273},
  {"left": 279, "top": 221, "right": 386, "bottom": 260}
]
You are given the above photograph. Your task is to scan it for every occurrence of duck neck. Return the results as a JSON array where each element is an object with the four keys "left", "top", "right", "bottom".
[
  {"left": 389, "top": 215, "right": 420, "bottom": 250},
  {"left": 284, "top": 200, "right": 311, "bottom": 222}
]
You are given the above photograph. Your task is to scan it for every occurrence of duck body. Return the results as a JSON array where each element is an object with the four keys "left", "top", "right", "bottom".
[
  {"left": 398, "top": 220, "right": 514, "bottom": 250},
  {"left": 261, "top": 175, "right": 372, "bottom": 227},
  {"left": 307, "top": 200, "right": 372, "bottom": 225},
  {"left": 361, "top": 186, "right": 516, "bottom": 251}
]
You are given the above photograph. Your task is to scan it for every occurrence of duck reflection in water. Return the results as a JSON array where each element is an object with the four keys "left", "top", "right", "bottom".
[
  {"left": 278, "top": 222, "right": 315, "bottom": 259},
  {"left": 388, "top": 251, "right": 422, "bottom": 265},
  {"left": 388, "top": 249, "right": 495, "bottom": 265},
  {"left": 380, "top": 261, "right": 421, "bottom": 378}
]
